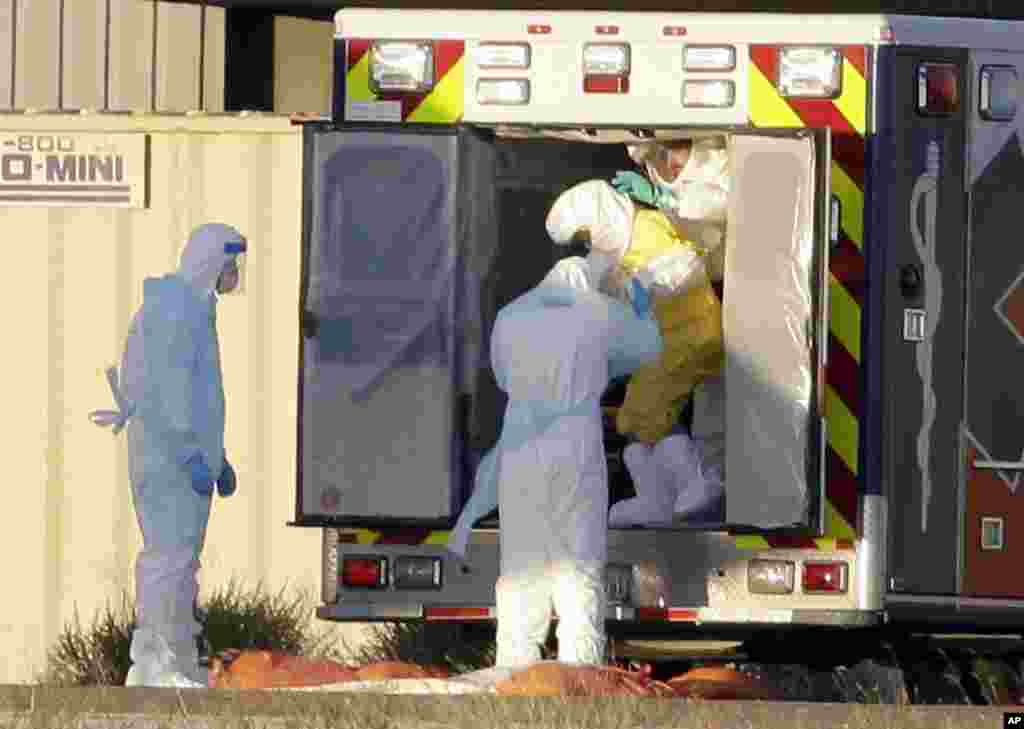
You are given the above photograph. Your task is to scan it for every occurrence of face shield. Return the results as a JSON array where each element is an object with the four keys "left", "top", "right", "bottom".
[{"left": 216, "top": 240, "right": 248, "bottom": 295}]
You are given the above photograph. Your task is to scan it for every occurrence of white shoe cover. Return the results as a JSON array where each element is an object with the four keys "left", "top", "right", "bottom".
[
  {"left": 147, "top": 670, "right": 207, "bottom": 689},
  {"left": 609, "top": 443, "right": 675, "bottom": 527},
  {"left": 675, "top": 465, "right": 725, "bottom": 518}
]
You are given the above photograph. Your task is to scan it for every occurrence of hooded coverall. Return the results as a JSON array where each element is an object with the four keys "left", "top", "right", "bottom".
[
  {"left": 487, "top": 257, "right": 662, "bottom": 667},
  {"left": 95, "top": 223, "right": 245, "bottom": 687}
]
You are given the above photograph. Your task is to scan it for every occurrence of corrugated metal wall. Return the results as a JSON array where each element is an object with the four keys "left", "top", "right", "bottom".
[
  {"left": 273, "top": 15, "right": 333, "bottom": 114},
  {"left": 0, "top": 112, "right": 357, "bottom": 684},
  {"left": 0, "top": 0, "right": 225, "bottom": 112}
]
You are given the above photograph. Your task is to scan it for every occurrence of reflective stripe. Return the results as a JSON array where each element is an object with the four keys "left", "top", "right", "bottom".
[
  {"left": 834, "top": 58, "right": 868, "bottom": 137},
  {"left": 832, "top": 160, "right": 864, "bottom": 250},
  {"left": 830, "top": 271, "right": 862, "bottom": 362},
  {"left": 406, "top": 56, "right": 465, "bottom": 123}
]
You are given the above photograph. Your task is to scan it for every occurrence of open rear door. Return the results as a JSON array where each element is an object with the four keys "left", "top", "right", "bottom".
[
  {"left": 295, "top": 125, "right": 494, "bottom": 527},
  {"left": 724, "top": 130, "right": 830, "bottom": 531}
]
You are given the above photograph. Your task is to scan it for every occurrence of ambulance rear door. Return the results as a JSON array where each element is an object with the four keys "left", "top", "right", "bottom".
[{"left": 723, "top": 127, "right": 831, "bottom": 534}]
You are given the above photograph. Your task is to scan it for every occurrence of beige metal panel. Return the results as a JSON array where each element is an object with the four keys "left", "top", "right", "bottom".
[
  {"left": 0, "top": 113, "right": 348, "bottom": 684},
  {"left": 2, "top": 205, "right": 50, "bottom": 683},
  {"left": 62, "top": 0, "right": 107, "bottom": 110},
  {"left": 13, "top": 0, "right": 60, "bottom": 110},
  {"left": 273, "top": 16, "right": 333, "bottom": 114},
  {"left": 108, "top": 0, "right": 155, "bottom": 111},
  {"left": 202, "top": 5, "right": 226, "bottom": 112},
  {"left": 0, "top": 0, "right": 12, "bottom": 109},
  {"left": 155, "top": 0, "right": 201, "bottom": 112}
]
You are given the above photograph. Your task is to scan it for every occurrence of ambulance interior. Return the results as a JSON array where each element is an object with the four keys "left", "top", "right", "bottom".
[
  {"left": 301, "top": 125, "right": 825, "bottom": 533},
  {"left": 481, "top": 127, "right": 823, "bottom": 532}
]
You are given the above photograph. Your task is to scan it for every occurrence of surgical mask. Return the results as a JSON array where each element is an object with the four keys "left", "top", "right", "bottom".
[{"left": 217, "top": 241, "right": 247, "bottom": 295}]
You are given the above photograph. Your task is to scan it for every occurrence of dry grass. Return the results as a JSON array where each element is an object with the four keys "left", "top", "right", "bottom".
[{"left": 0, "top": 688, "right": 1016, "bottom": 729}]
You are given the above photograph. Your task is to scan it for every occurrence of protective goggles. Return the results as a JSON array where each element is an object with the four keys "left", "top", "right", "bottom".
[{"left": 217, "top": 239, "right": 248, "bottom": 295}]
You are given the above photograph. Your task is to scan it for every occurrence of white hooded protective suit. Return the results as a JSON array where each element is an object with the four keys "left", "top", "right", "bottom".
[
  {"left": 97, "top": 223, "right": 244, "bottom": 687},
  {"left": 627, "top": 138, "right": 730, "bottom": 282},
  {"left": 487, "top": 257, "right": 662, "bottom": 667}
]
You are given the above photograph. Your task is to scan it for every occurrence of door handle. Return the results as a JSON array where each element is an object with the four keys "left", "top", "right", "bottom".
[
  {"left": 899, "top": 264, "right": 923, "bottom": 299},
  {"left": 974, "top": 460, "right": 1024, "bottom": 471}
]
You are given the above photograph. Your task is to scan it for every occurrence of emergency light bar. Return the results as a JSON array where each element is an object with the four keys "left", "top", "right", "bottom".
[
  {"left": 683, "top": 45, "right": 737, "bottom": 72},
  {"left": 474, "top": 42, "right": 531, "bottom": 70},
  {"left": 368, "top": 41, "right": 435, "bottom": 94},
  {"left": 476, "top": 78, "right": 531, "bottom": 105},
  {"left": 683, "top": 79, "right": 735, "bottom": 108},
  {"left": 583, "top": 43, "right": 630, "bottom": 94},
  {"left": 583, "top": 43, "right": 630, "bottom": 75},
  {"left": 778, "top": 47, "right": 842, "bottom": 99}
]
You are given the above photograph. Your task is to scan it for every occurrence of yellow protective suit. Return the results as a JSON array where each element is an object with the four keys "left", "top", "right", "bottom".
[{"left": 615, "top": 210, "right": 724, "bottom": 444}]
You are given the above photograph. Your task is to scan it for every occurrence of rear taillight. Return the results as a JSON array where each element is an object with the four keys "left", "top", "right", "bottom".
[
  {"left": 801, "top": 561, "right": 848, "bottom": 593},
  {"left": 392, "top": 556, "right": 443, "bottom": 590},
  {"left": 341, "top": 556, "right": 388, "bottom": 589},
  {"left": 583, "top": 43, "right": 630, "bottom": 94}
]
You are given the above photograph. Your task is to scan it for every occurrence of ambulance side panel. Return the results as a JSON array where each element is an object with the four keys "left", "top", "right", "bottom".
[
  {"left": 870, "top": 46, "right": 969, "bottom": 597},
  {"left": 960, "top": 50, "right": 1024, "bottom": 600}
]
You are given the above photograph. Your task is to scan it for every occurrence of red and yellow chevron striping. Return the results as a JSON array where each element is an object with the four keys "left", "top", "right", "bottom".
[
  {"left": 345, "top": 39, "right": 465, "bottom": 123},
  {"left": 748, "top": 45, "right": 870, "bottom": 548}
]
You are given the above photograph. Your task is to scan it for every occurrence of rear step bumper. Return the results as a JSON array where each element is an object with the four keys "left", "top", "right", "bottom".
[{"left": 317, "top": 603, "right": 881, "bottom": 627}]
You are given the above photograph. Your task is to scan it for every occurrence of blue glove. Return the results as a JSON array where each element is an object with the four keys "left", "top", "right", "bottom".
[
  {"left": 630, "top": 278, "right": 652, "bottom": 319},
  {"left": 185, "top": 452, "right": 214, "bottom": 497},
  {"left": 217, "top": 459, "right": 237, "bottom": 498}
]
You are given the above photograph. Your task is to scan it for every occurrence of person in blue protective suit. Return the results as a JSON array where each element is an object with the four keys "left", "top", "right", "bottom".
[
  {"left": 459, "top": 256, "right": 661, "bottom": 668},
  {"left": 90, "top": 223, "right": 247, "bottom": 688}
]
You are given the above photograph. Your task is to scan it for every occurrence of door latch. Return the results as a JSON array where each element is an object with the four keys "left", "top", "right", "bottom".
[{"left": 899, "top": 264, "right": 923, "bottom": 299}]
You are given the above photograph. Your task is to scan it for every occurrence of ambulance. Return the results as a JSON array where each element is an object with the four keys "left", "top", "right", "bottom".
[{"left": 291, "top": 8, "right": 1024, "bottom": 638}]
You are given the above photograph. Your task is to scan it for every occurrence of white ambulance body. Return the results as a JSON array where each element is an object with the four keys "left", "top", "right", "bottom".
[{"left": 292, "top": 9, "right": 1024, "bottom": 636}]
